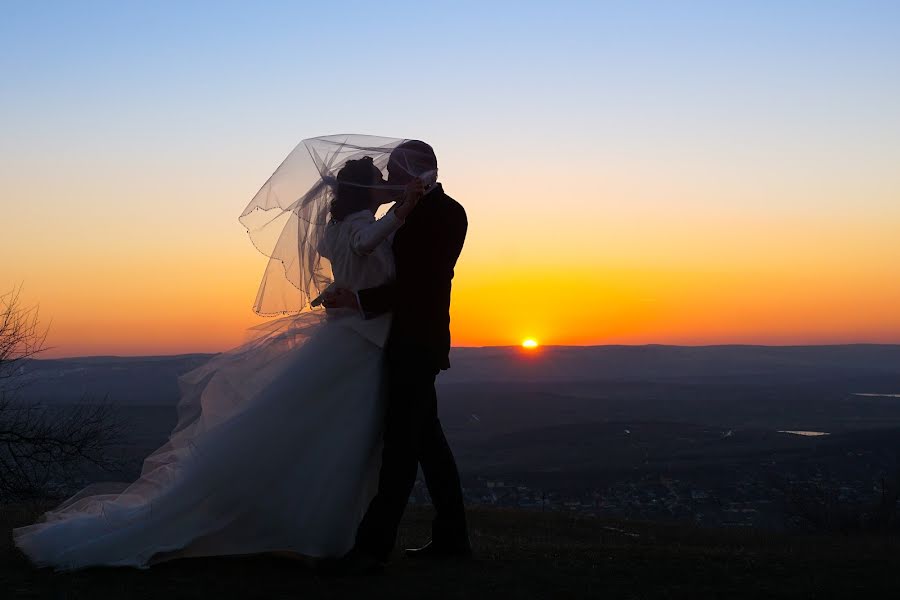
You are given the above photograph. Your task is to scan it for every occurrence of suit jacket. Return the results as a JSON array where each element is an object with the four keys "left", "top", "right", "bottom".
[{"left": 357, "top": 184, "right": 467, "bottom": 369}]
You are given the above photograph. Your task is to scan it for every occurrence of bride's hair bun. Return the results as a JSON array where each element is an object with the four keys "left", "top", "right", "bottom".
[{"left": 330, "top": 156, "right": 383, "bottom": 220}]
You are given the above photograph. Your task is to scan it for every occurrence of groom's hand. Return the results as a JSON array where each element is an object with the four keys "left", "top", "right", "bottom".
[{"left": 322, "top": 288, "right": 359, "bottom": 314}]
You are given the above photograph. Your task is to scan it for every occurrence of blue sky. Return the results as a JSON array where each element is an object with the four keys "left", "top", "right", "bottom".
[
  {"left": 4, "top": 1, "right": 898, "bottom": 167},
  {"left": 3, "top": 0, "right": 899, "bottom": 240},
  {"left": 2, "top": 1, "right": 899, "bottom": 353}
]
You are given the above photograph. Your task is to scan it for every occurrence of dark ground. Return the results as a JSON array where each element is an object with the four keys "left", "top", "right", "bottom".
[{"left": 4, "top": 506, "right": 900, "bottom": 599}]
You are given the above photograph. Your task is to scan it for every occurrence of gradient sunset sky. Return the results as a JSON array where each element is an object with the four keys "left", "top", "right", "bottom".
[{"left": 2, "top": 1, "right": 899, "bottom": 357}]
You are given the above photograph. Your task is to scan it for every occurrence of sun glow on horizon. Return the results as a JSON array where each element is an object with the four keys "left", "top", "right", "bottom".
[{"left": 3, "top": 3, "right": 900, "bottom": 358}]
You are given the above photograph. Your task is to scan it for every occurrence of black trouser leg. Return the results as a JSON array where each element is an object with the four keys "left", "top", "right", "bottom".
[
  {"left": 355, "top": 349, "right": 433, "bottom": 559},
  {"left": 419, "top": 414, "right": 469, "bottom": 547}
]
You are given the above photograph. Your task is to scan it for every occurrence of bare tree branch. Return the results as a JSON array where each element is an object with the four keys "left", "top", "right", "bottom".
[{"left": 0, "top": 284, "right": 122, "bottom": 502}]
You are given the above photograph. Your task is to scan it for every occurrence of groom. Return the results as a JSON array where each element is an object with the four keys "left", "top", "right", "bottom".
[{"left": 323, "top": 140, "right": 470, "bottom": 568}]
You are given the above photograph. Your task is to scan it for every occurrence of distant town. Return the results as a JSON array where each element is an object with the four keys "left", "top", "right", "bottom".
[{"left": 411, "top": 449, "right": 900, "bottom": 531}]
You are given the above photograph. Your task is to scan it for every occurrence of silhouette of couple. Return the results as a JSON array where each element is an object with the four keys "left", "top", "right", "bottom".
[{"left": 14, "top": 136, "right": 471, "bottom": 573}]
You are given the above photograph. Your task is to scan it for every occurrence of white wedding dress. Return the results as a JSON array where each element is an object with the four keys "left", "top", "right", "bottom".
[{"left": 14, "top": 209, "right": 404, "bottom": 571}]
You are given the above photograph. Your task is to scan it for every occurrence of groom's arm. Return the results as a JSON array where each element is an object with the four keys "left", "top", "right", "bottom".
[
  {"left": 358, "top": 202, "right": 466, "bottom": 317},
  {"left": 356, "top": 283, "right": 396, "bottom": 320},
  {"left": 442, "top": 203, "right": 467, "bottom": 277},
  {"left": 353, "top": 201, "right": 466, "bottom": 320},
  {"left": 321, "top": 282, "right": 394, "bottom": 318}
]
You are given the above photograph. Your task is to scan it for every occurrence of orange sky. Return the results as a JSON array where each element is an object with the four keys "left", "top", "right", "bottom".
[
  {"left": 3, "top": 4, "right": 899, "bottom": 357},
  {"left": 4, "top": 158, "right": 899, "bottom": 358}
]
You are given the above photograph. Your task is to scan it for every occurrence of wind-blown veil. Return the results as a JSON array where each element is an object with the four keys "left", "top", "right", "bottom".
[
  {"left": 239, "top": 134, "right": 422, "bottom": 316},
  {"left": 24, "top": 135, "right": 433, "bottom": 523},
  {"left": 168, "top": 135, "right": 430, "bottom": 438}
]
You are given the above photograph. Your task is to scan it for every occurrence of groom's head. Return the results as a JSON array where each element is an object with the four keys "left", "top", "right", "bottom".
[{"left": 387, "top": 140, "right": 437, "bottom": 186}]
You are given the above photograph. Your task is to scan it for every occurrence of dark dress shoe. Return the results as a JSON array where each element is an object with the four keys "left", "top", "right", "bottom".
[{"left": 404, "top": 540, "right": 472, "bottom": 560}]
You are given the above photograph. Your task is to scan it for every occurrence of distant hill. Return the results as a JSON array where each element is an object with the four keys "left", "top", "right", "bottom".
[
  {"left": 12, "top": 344, "right": 900, "bottom": 406},
  {"left": 441, "top": 344, "right": 900, "bottom": 384},
  {"left": 9, "top": 345, "right": 900, "bottom": 538},
  {"left": 13, "top": 354, "right": 213, "bottom": 406}
]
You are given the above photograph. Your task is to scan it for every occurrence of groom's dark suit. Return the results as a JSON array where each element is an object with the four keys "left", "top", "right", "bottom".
[{"left": 354, "top": 183, "right": 469, "bottom": 560}]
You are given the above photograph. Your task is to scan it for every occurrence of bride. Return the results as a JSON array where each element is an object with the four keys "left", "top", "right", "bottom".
[{"left": 13, "top": 135, "right": 428, "bottom": 570}]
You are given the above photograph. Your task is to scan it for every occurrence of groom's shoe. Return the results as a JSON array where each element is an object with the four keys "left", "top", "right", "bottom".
[{"left": 404, "top": 540, "right": 472, "bottom": 560}]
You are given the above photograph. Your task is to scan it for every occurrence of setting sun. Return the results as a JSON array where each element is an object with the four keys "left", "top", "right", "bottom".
[{"left": 522, "top": 339, "right": 539, "bottom": 349}]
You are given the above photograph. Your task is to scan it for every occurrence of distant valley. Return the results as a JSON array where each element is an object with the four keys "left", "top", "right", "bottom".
[{"left": 12, "top": 344, "right": 900, "bottom": 530}]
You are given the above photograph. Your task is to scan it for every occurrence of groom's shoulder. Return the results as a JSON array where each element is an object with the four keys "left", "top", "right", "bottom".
[{"left": 437, "top": 188, "right": 466, "bottom": 224}]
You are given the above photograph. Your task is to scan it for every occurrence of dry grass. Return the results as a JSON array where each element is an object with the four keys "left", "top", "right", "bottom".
[{"left": 3, "top": 505, "right": 900, "bottom": 599}]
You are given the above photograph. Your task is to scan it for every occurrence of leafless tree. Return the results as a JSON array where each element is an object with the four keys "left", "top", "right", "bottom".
[
  {"left": 0, "top": 285, "right": 122, "bottom": 503},
  {"left": 0, "top": 285, "right": 48, "bottom": 394}
]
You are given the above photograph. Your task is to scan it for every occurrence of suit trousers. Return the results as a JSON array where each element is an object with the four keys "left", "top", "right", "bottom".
[{"left": 355, "top": 344, "right": 468, "bottom": 559}]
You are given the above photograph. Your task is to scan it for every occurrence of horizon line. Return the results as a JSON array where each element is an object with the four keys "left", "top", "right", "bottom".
[{"left": 34, "top": 341, "right": 900, "bottom": 361}]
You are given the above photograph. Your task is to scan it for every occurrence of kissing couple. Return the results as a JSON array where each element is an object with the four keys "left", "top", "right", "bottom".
[{"left": 15, "top": 135, "right": 471, "bottom": 574}]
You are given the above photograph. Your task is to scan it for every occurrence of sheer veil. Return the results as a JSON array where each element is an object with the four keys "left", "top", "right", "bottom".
[
  {"left": 28, "top": 135, "right": 435, "bottom": 518},
  {"left": 239, "top": 134, "right": 424, "bottom": 316}
]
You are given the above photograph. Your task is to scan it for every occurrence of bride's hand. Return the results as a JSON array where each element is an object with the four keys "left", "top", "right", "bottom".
[{"left": 393, "top": 178, "right": 424, "bottom": 221}]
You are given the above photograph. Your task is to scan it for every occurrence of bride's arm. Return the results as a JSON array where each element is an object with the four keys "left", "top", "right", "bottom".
[
  {"left": 349, "top": 210, "right": 404, "bottom": 256},
  {"left": 349, "top": 180, "right": 421, "bottom": 255}
]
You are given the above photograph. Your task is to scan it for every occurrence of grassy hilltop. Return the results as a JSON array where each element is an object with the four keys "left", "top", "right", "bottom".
[{"left": 4, "top": 506, "right": 900, "bottom": 599}]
